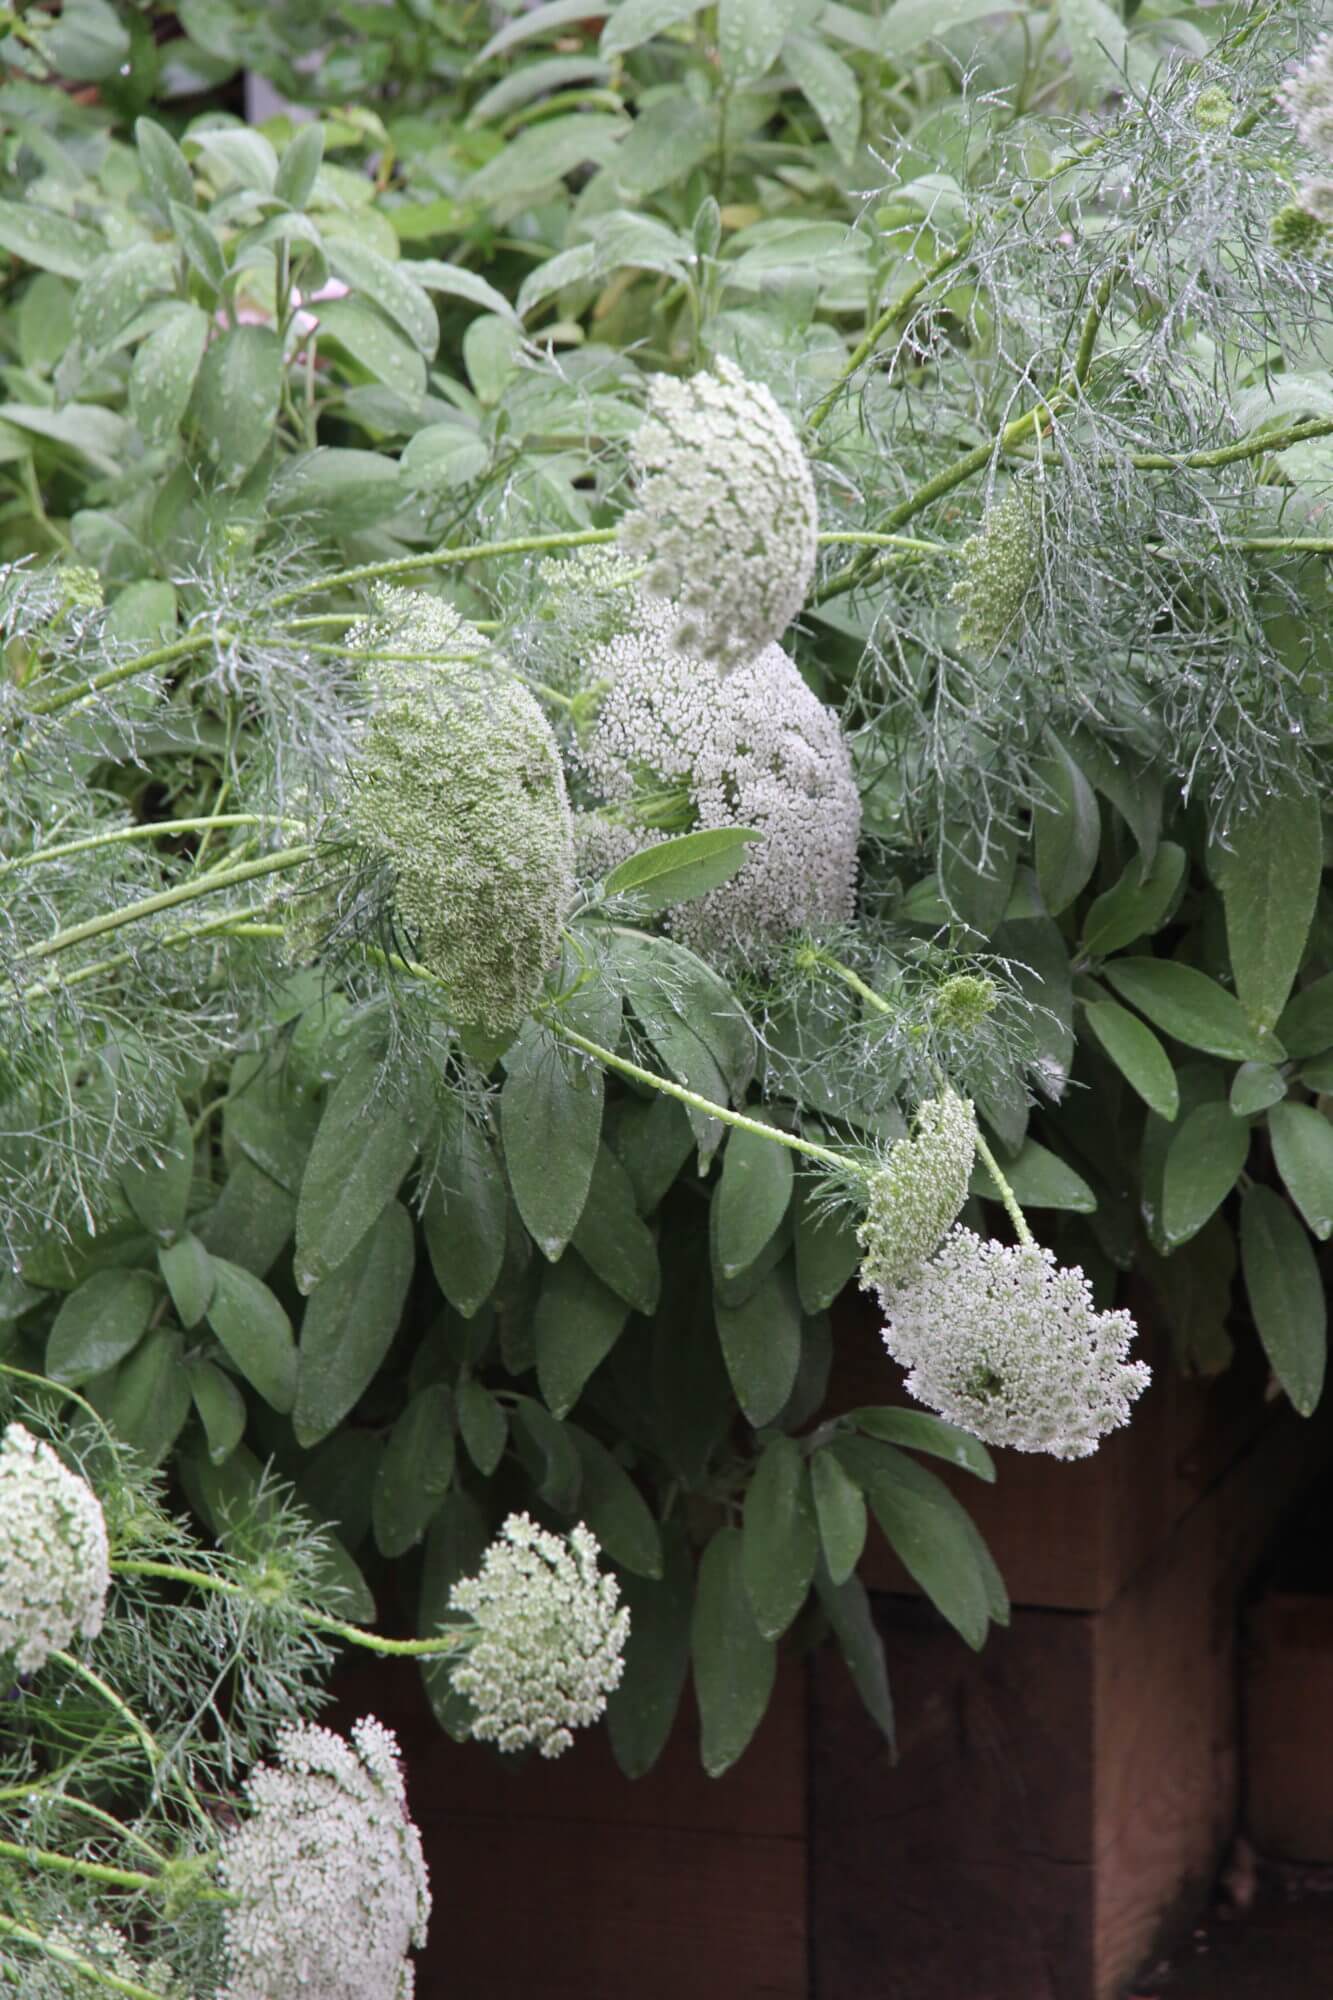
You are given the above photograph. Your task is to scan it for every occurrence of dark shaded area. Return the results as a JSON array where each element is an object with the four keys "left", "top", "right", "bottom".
[{"left": 1130, "top": 1863, "right": 1333, "bottom": 1998}]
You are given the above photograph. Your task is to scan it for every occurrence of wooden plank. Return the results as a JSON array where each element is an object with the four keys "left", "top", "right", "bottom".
[{"left": 1244, "top": 1593, "right": 1333, "bottom": 1862}]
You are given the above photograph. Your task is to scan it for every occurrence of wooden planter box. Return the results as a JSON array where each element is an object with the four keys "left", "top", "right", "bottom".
[
  {"left": 1244, "top": 1591, "right": 1333, "bottom": 1863},
  {"left": 332, "top": 1307, "right": 1333, "bottom": 2000}
]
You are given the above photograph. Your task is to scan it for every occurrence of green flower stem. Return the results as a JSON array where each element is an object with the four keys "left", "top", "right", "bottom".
[
  {"left": 0, "top": 1835, "right": 161, "bottom": 1893},
  {"left": 23, "top": 630, "right": 219, "bottom": 720},
  {"left": 17, "top": 847, "right": 316, "bottom": 967},
  {"left": 18, "top": 900, "right": 283, "bottom": 1008},
  {"left": 0, "top": 1913, "right": 176, "bottom": 1999},
  {"left": 811, "top": 950, "right": 893, "bottom": 1018},
  {"left": 804, "top": 238, "right": 976, "bottom": 435},
  {"left": 972, "top": 1129, "right": 1034, "bottom": 1247},
  {"left": 266, "top": 528, "right": 620, "bottom": 609},
  {"left": 0, "top": 815, "right": 300, "bottom": 879},
  {"left": 1232, "top": 535, "right": 1333, "bottom": 553},
  {"left": 1128, "top": 415, "right": 1333, "bottom": 471},
  {"left": 817, "top": 529, "right": 954, "bottom": 556},
  {"left": 548, "top": 1021, "right": 850, "bottom": 1173},
  {"left": 0, "top": 1787, "right": 168, "bottom": 1864},
  {"left": 108, "top": 1558, "right": 468, "bottom": 1657}
]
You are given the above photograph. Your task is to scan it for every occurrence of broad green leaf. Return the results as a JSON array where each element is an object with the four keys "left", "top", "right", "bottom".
[
  {"left": 1269, "top": 1102, "right": 1333, "bottom": 1242},
  {"left": 0, "top": 200, "right": 103, "bottom": 279},
  {"left": 119, "top": 1097, "right": 193, "bottom": 1241},
  {"left": 1033, "top": 738, "right": 1099, "bottom": 916},
  {"left": 186, "top": 1357, "right": 246, "bottom": 1465},
  {"left": 479, "top": 0, "right": 607, "bottom": 60},
  {"left": 206, "top": 1260, "right": 297, "bottom": 1413},
  {"left": 834, "top": 1436, "right": 993, "bottom": 1650},
  {"left": 715, "top": 1264, "right": 802, "bottom": 1427},
  {"left": 328, "top": 240, "right": 438, "bottom": 358},
  {"left": 848, "top": 1407, "right": 997, "bottom": 1483},
  {"left": 129, "top": 303, "right": 209, "bottom": 448},
  {"left": 881, "top": 0, "right": 1019, "bottom": 54},
  {"left": 1231, "top": 1063, "right": 1288, "bottom": 1118},
  {"left": 73, "top": 242, "right": 177, "bottom": 354},
  {"left": 719, "top": 0, "right": 802, "bottom": 80},
  {"left": 199, "top": 1158, "right": 295, "bottom": 1278},
  {"left": 135, "top": 117, "right": 195, "bottom": 214},
  {"left": 1141, "top": 1214, "right": 1236, "bottom": 1376},
  {"left": 1068, "top": 728, "right": 1163, "bottom": 864},
  {"left": 1278, "top": 974, "right": 1333, "bottom": 1060},
  {"left": 0, "top": 402, "right": 126, "bottom": 475},
  {"left": 93, "top": 1328, "right": 190, "bottom": 1465},
  {"left": 275, "top": 122, "right": 325, "bottom": 208},
  {"left": 190, "top": 127, "right": 279, "bottom": 194},
  {"left": 295, "top": 1052, "right": 418, "bottom": 1292},
  {"left": 1060, "top": 0, "right": 1141, "bottom": 93},
  {"left": 1104, "top": 958, "right": 1281, "bottom": 1062},
  {"left": 1241, "top": 1184, "right": 1326, "bottom": 1416},
  {"left": 742, "top": 1436, "right": 818, "bottom": 1639},
  {"left": 1081, "top": 842, "right": 1186, "bottom": 959},
  {"left": 1161, "top": 1103, "right": 1249, "bottom": 1248},
  {"left": 811, "top": 1446, "right": 867, "bottom": 1585},
  {"left": 714, "top": 1119, "right": 794, "bottom": 1279},
  {"left": 612, "top": 930, "right": 756, "bottom": 1113},
  {"left": 169, "top": 201, "right": 227, "bottom": 293},
  {"left": 158, "top": 1234, "right": 215, "bottom": 1329},
  {"left": 535, "top": 1252, "right": 629, "bottom": 1418},
  {"left": 294, "top": 1200, "right": 414, "bottom": 1446},
  {"left": 373, "top": 1385, "right": 455, "bottom": 1557},
  {"left": 610, "top": 1094, "right": 695, "bottom": 1215},
  {"left": 786, "top": 29, "right": 861, "bottom": 162},
  {"left": 601, "top": 0, "right": 708, "bottom": 57},
  {"left": 418, "top": 1490, "right": 491, "bottom": 1737},
  {"left": 501, "top": 1020, "right": 607, "bottom": 1258},
  {"left": 421, "top": 1115, "right": 507, "bottom": 1317},
  {"left": 602, "top": 827, "right": 761, "bottom": 913},
  {"left": 406, "top": 258, "right": 519, "bottom": 324},
  {"left": 47, "top": 1269, "right": 155, "bottom": 1384},
  {"left": 692, "top": 1526, "right": 776, "bottom": 1777},
  {"left": 567, "top": 1425, "right": 662, "bottom": 1577},
  {"left": 972, "top": 1136, "right": 1095, "bottom": 1212},
  {"left": 794, "top": 1173, "right": 862, "bottom": 1313},
  {"left": 1216, "top": 784, "right": 1323, "bottom": 1032},
  {"left": 468, "top": 115, "right": 626, "bottom": 209},
  {"left": 608, "top": 1525, "right": 694, "bottom": 1778},
  {"left": 511, "top": 1396, "right": 582, "bottom": 1513},
  {"left": 813, "top": 1562, "right": 894, "bottom": 1750},
  {"left": 470, "top": 55, "right": 613, "bottom": 128},
  {"left": 457, "top": 1377, "right": 508, "bottom": 1476},
  {"left": 316, "top": 296, "right": 426, "bottom": 398},
  {"left": 1303, "top": 1053, "right": 1333, "bottom": 1092},
  {"left": 191, "top": 325, "right": 282, "bottom": 484},
  {"left": 42, "top": 0, "right": 129, "bottom": 77},
  {"left": 1082, "top": 999, "right": 1179, "bottom": 1120},
  {"left": 571, "top": 1144, "right": 660, "bottom": 1315}
]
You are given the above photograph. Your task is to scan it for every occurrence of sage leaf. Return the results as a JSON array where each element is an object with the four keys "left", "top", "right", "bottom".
[
  {"left": 692, "top": 1526, "right": 776, "bottom": 1777},
  {"left": 1241, "top": 1184, "right": 1326, "bottom": 1416}
]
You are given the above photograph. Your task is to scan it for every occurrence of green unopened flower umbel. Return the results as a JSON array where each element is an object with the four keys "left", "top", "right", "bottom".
[
  {"left": 948, "top": 483, "right": 1041, "bottom": 652},
  {"left": 344, "top": 589, "right": 575, "bottom": 1037},
  {"left": 857, "top": 1090, "right": 977, "bottom": 1300},
  {"left": 619, "top": 359, "right": 819, "bottom": 668},
  {"left": 932, "top": 973, "right": 998, "bottom": 1034},
  {"left": 0, "top": 1422, "right": 109, "bottom": 1674},
  {"left": 449, "top": 1514, "right": 629, "bottom": 1758},
  {"left": 221, "top": 1715, "right": 430, "bottom": 2000},
  {"left": 881, "top": 1226, "right": 1151, "bottom": 1459}
]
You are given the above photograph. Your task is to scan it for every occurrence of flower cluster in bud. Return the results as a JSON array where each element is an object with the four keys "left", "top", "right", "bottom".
[
  {"left": 881, "top": 1227, "right": 1151, "bottom": 1459},
  {"left": 0, "top": 1423, "right": 109, "bottom": 1675},
  {"left": 579, "top": 597, "right": 859, "bottom": 962},
  {"left": 1280, "top": 33, "right": 1333, "bottom": 159},
  {"left": 948, "top": 483, "right": 1041, "bottom": 652},
  {"left": 343, "top": 589, "right": 575, "bottom": 1036},
  {"left": 619, "top": 359, "right": 819, "bottom": 668},
  {"left": 932, "top": 973, "right": 998, "bottom": 1035},
  {"left": 858, "top": 1090, "right": 977, "bottom": 1300},
  {"left": 449, "top": 1514, "right": 629, "bottom": 1759},
  {"left": 1271, "top": 193, "right": 1332, "bottom": 257},
  {"left": 220, "top": 1715, "right": 430, "bottom": 2000},
  {"left": 1192, "top": 84, "right": 1233, "bottom": 132}
]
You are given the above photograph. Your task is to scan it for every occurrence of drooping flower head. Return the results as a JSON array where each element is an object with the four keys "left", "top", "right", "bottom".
[
  {"left": 1280, "top": 33, "right": 1333, "bottom": 160},
  {"left": 948, "top": 482, "right": 1042, "bottom": 653},
  {"left": 579, "top": 597, "right": 859, "bottom": 963},
  {"left": 880, "top": 1226, "right": 1151, "bottom": 1459},
  {"left": 619, "top": 359, "right": 819, "bottom": 668},
  {"left": 343, "top": 588, "right": 575, "bottom": 1037},
  {"left": 858, "top": 1090, "right": 977, "bottom": 1300},
  {"left": 0, "top": 1422, "right": 109, "bottom": 1675},
  {"left": 220, "top": 1715, "right": 430, "bottom": 2000},
  {"left": 449, "top": 1514, "right": 629, "bottom": 1759}
]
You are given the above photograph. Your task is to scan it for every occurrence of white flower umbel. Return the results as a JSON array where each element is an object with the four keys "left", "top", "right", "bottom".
[
  {"left": 0, "top": 1423, "right": 109, "bottom": 1675},
  {"left": 858, "top": 1091, "right": 977, "bottom": 1300},
  {"left": 881, "top": 1227, "right": 1151, "bottom": 1460},
  {"left": 449, "top": 1514, "right": 629, "bottom": 1759},
  {"left": 343, "top": 588, "right": 575, "bottom": 1037},
  {"left": 581, "top": 598, "right": 859, "bottom": 962},
  {"left": 619, "top": 359, "right": 819, "bottom": 668},
  {"left": 1280, "top": 32, "right": 1333, "bottom": 160},
  {"left": 221, "top": 1715, "right": 430, "bottom": 2000}
]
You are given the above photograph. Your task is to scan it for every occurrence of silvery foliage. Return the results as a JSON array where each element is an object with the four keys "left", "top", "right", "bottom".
[
  {"left": 857, "top": 1091, "right": 978, "bottom": 1300},
  {"left": 449, "top": 1514, "right": 629, "bottom": 1759},
  {"left": 881, "top": 1228, "right": 1152, "bottom": 1460},
  {"left": 578, "top": 595, "right": 859, "bottom": 963},
  {"left": 0, "top": 1421, "right": 108, "bottom": 1673},
  {"left": 339, "top": 587, "right": 575, "bottom": 1035},
  {"left": 619, "top": 360, "right": 819, "bottom": 668},
  {"left": 220, "top": 1716, "right": 430, "bottom": 2000}
]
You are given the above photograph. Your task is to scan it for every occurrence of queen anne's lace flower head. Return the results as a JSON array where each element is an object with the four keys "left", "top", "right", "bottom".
[
  {"left": 948, "top": 482, "right": 1041, "bottom": 653},
  {"left": 858, "top": 1091, "right": 977, "bottom": 1300},
  {"left": 343, "top": 588, "right": 575, "bottom": 1036},
  {"left": 619, "top": 359, "right": 819, "bottom": 668},
  {"left": 580, "top": 597, "right": 859, "bottom": 962},
  {"left": 881, "top": 1226, "right": 1151, "bottom": 1459},
  {"left": 1280, "top": 33, "right": 1333, "bottom": 160},
  {"left": 0, "top": 1423, "right": 109, "bottom": 1674},
  {"left": 449, "top": 1514, "right": 629, "bottom": 1759},
  {"left": 220, "top": 1715, "right": 430, "bottom": 2000}
]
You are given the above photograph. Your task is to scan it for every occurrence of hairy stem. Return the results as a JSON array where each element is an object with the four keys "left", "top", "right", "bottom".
[
  {"left": 804, "top": 238, "right": 976, "bottom": 435},
  {"left": 0, "top": 815, "right": 299, "bottom": 879},
  {"left": 972, "top": 1130, "right": 1034, "bottom": 1247},
  {"left": 23, "top": 631, "right": 219, "bottom": 720},
  {"left": 17, "top": 848, "right": 316, "bottom": 966},
  {"left": 109, "top": 1558, "right": 468, "bottom": 1657}
]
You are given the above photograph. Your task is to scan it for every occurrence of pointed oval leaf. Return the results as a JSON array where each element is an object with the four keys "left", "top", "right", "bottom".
[
  {"left": 811, "top": 1447, "right": 867, "bottom": 1585},
  {"left": 1104, "top": 958, "right": 1282, "bottom": 1063},
  {"left": 373, "top": 1385, "right": 455, "bottom": 1558},
  {"left": 205, "top": 1259, "right": 297, "bottom": 1413},
  {"left": 295, "top": 1052, "right": 418, "bottom": 1292},
  {"left": 602, "top": 826, "right": 761, "bottom": 913},
  {"left": 715, "top": 1264, "right": 802, "bottom": 1427},
  {"left": 1081, "top": 998, "right": 1179, "bottom": 1120},
  {"left": 421, "top": 1114, "right": 507, "bottom": 1317},
  {"left": 608, "top": 1525, "right": 694, "bottom": 1778},
  {"left": 535, "top": 1252, "right": 629, "bottom": 1419},
  {"left": 294, "top": 1200, "right": 414, "bottom": 1446},
  {"left": 1268, "top": 1102, "right": 1333, "bottom": 1243},
  {"left": 692, "top": 1526, "right": 776, "bottom": 1777},
  {"left": 1216, "top": 783, "right": 1322, "bottom": 1033},
  {"left": 742, "top": 1436, "right": 818, "bottom": 1639},
  {"left": 1240, "top": 1184, "right": 1326, "bottom": 1416},
  {"left": 1161, "top": 1102, "right": 1249, "bottom": 1248},
  {"left": 567, "top": 1425, "right": 662, "bottom": 1578},
  {"left": 714, "top": 1118, "right": 794, "bottom": 1280},
  {"left": 47, "top": 1269, "right": 156, "bottom": 1385}
]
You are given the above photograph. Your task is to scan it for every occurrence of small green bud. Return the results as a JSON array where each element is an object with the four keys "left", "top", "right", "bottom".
[
  {"left": 857, "top": 1089, "right": 977, "bottom": 1302},
  {"left": 1271, "top": 200, "right": 1328, "bottom": 259},
  {"left": 1192, "top": 85, "right": 1233, "bottom": 132},
  {"left": 932, "top": 973, "right": 998, "bottom": 1034},
  {"left": 56, "top": 564, "right": 102, "bottom": 612},
  {"left": 948, "top": 483, "right": 1041, "bottom": 653}
]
